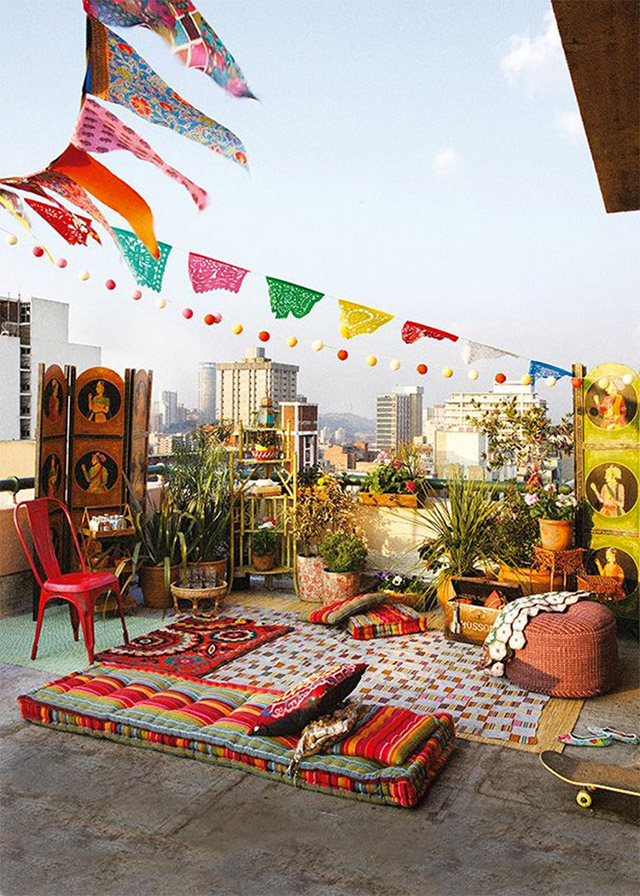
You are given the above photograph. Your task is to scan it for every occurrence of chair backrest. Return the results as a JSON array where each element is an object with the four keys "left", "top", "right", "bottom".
[{"left": 13, "top": 497, "right": 85, "bottom": 586}]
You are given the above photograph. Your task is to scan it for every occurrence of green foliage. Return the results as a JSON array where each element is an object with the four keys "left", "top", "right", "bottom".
[
  {"left": 487, "top": 484, "right": 539, "bottom": 568},
  {"left": 363, "top": 445, "right": 428, "bottom": 501},
  {"left": 165, "top": 431, "right": 230, "bottom": 562},
  {"left": 470, "top": 397, "right": 573, "bottom": 475},
  {"left": 253, "top": 526, "right": 279, "bottom": 555},
  {"left": 418, "top": 478, "right": 500, "bottom": 589},
  {"left": 319, "top": 533, "right": 367, "bottom": 574},
  {"left": 290, "top": 475, "right": 359, "bottom": 556}
]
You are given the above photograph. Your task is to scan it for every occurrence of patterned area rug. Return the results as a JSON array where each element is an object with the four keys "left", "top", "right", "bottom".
[
  {"left": 93, "top": 616, "right": 291, "bottom": 677},
  {"left": 211, "top": 607, "right": 562, "bottom": 748}
]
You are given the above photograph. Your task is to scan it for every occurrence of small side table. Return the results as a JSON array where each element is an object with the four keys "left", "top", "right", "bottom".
[
  {"left": 533, "top": 546, "right": 585, "bottom": 590},
  {"left": 170, "top": 581, "right": 227, "bottom": 617}
]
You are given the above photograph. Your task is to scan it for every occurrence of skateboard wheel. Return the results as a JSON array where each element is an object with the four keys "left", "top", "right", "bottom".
[{"left": 576, "top": 790, "right": 592, "bottom": 808}]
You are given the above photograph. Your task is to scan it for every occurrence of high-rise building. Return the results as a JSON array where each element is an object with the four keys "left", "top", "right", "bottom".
[
  {"left": 198, "top": 361, "right": 216, "bottom": 424},
  {"left": 216, "top": 347, "right": 299, "bottom": 427},
  {"left": 393, "top": 385, "right": 423, "bottom": 439},
  {"left": 376, "top": 393, "right": 411, "bottom": 452},
  {"left": 440, "top": 382, "right": 546, "bottom": 431},
  {"left": 161, "top": 390, "right": 179, "bottom": 430},
  {"left": 0, "top": 295, "right": 101, "bottom": 440}
]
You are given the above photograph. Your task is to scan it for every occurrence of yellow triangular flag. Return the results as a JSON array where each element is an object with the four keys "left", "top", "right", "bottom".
[{"left": 339, "top": 300, "right": 394, "bottom": 339}]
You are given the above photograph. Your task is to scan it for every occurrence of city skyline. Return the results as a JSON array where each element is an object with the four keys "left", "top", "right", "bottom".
[{"left": 0, "top": 2, "right": 637, "bottom": 426}]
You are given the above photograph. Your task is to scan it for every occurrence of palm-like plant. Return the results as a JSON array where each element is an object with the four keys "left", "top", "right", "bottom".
[{"left": 418, "top": 478, "right": 500, "bottom": 596}]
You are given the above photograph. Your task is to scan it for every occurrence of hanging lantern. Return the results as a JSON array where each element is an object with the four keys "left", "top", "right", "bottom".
[
  {"left": 622, "top": 373, "right": 633, "bottom": 386},
  {"left": 258, "top": 330, "right": 271, "bottom": 342},
  {"left": 287, "top": 336, "right": 298, "bottom": 347},
  {"left": 520, "top": 374, "right": 532, "bottom": 386},
  {"left": 546, "top": 376, "right": 557, "bottom": 388},
  {"left": 366, "top": 355, "right": 377, "bottom": 367},
  {"left": 442, "top": 367, "right": 453, "bottom": 378},
  {"left": 182, "top": 308, "right": 193, "bottom": 319},
  {"left": 32, "top": 246, "right": 44, "bottom": 258},
  {"left": 257, "top": 395, "right": 278, "bottom": 427},
  {"left": 468, "top": 369, "right": 479, "bottom": 381},
  {"left": 232, "top": 323, "right": 244, "bottom": 335},
  {"left": 132, "top": 289, "right": 142, "bottom": 300},
  {"left": 389, "top": 359, "right": 401, "bottom": 371},
  {"left": 105, "top": 279, "right": 116, "bottom": 291},
  {"left": 6, "top": 234, "right": 17, "bottom": 246},
  {"left": 212, "top": 313, "right": 222, "bottom": 323},
  {"left": 337, "top": 349, "right": 348, "bottom": 361},
  {"left": 156, "top": 298, "right": 167, "bottom": 309},
  {"left": 56, "top": 258, "right": 68, "bottom": 269},
  {"left": 79, "top": 269, "right": 90, "bottom": 281},
  {"left": 204, "top": 313, "right": 215, "bottom": 325},
  {"left": 494, "top": 372, "right": 506, "bottom": 384},
  {"left": 416, "top": 364, "right": 428, "bottom": 375},
  {"left": 312, "top": 339, "right": 324, "bottom": 352}
]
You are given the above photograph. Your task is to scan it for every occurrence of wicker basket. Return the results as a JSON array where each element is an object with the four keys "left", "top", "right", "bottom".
[
  {"left": 170, "top": 581, "right": 227, "bottom": 617},
  {"left": 506, "top": 600, "right": 619, "bottom": 697},
  {"left": 576, "top": 574, "right": 625, "bottom": 603}
]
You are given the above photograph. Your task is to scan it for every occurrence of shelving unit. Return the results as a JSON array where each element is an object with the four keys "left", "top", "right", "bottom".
[{"left": 227, "top": 419, "right": 297, "bottom": 593}]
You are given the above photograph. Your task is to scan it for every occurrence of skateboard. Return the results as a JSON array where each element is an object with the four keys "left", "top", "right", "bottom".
[{"left": 540, "top": 750, "right": 640, "bottom": 808}]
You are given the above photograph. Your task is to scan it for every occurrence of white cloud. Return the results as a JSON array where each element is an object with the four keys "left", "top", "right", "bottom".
[
  {"left": 556, "top": 109, "right": 583, "bottom": 137},
  {"left": 433, "top": 148, "right": 459, "bottom": 174},
  {"left": 500, "top": 12, "right": 565, "bottom": 94}
]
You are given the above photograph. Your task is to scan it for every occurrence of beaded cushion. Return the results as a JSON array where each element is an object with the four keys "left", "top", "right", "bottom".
[
  {"left": 299, "top": 593, "right": 386, "bottom": 625},
  {"left": 345, "top": 603, "right": 429, "bottom": 640},
  {"left": 251, "top": 663, "right": 367, "bottom": 737}
]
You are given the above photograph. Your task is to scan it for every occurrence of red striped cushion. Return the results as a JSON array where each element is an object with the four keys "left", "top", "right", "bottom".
[
  {"left": 299, "top": 593, "right": 386, "bottom": 625},
  {"left": 336, "top": 706, "right": 438, "bottom": 766},
  {"left": 345, "top": 603, "right": 429, "bottom": 640}
]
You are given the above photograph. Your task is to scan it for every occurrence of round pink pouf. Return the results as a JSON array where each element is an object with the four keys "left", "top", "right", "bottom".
[{"left": 506, "top": 600, "right": 619, "bottom": 697}]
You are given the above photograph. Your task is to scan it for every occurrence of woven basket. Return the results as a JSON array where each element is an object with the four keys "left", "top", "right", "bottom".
[
  {"left": 170, "top": 581, "right": 227, "bottom": 616},
  {"left": 506, "top": 601, "right": 619, "bottom": 698}
]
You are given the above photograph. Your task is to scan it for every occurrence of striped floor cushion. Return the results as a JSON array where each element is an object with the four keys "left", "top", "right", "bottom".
[
  {"left": 345, "top": 602, "right": 429, "bottom": 640},
  {"left": 18, "top": 665, "right": 455, "bottom": 809}
]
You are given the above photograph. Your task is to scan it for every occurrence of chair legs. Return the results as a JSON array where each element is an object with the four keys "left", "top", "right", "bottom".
[
  {"left": 78, "top": 603, "right": 95, "bottom": 665},
  {"left": 69, "top": 604, "right": 80, "bottom": 641},
  {"left": 111, "top": 583, "right": 130, "bottom": 645},
  {"left": 31, "top": 591, "right": 50, "bottom": 661}
]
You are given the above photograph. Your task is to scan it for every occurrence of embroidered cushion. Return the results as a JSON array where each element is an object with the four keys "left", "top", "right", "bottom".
[
  {"left": 299, "top": 593, "right": 386, "bottom": 625},
  {"left": 252, "top": 663, "right": 367, "bottom": 736},
  {"left": 334, "top": 705, "right": 440, "bottom": 766},
  {"left": 345, "top": 602, "right": 429, "bottom": 640}
]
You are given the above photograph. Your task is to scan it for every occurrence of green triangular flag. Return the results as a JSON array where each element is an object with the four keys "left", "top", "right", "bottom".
[
  {"left": 114, "top": 227, "right": 172, "bottom": 292},
  {"left": 266, "top": 276, "right": 324, "bottom": 319}
]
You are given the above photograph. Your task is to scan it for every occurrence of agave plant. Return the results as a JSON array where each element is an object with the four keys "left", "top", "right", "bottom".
[{"left": 418, "top": 477, "right": 500, "bottom": 596}]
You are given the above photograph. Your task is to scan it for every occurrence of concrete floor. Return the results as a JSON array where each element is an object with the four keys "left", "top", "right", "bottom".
[{"left": 1, "top": 598, "right": 638, "bottom": 896}]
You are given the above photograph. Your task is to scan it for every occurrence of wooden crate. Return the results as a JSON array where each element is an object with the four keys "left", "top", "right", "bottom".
[{"left": 443, "top": 577, "right": 523, "bottom": 646}]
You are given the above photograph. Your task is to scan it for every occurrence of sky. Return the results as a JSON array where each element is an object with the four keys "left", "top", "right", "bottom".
[{"left": 0, "top": 0, "right": 638, "bottom": 421}]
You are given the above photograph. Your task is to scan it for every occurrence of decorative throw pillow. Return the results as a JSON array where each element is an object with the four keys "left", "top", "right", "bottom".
[
  {"left": 334, "top": 705, "right": 438, "bottom": 766},
  {"left": 299, "top": 593, "right": 386, "bottom": 625},
  {"left": 252, "top": 663, "right": 367, "bottom": 737},
  {"left": 345, "top": 602, "right": 429, "bottom": 640},
  {"left": 287, "top": 701, "right": 364, "bottom": 777}
]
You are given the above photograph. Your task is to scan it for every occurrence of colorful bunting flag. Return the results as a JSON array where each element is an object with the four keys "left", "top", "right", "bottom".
[
  {"left": 84, "top": 20, "right": 248, "bottom": 168},
  {"left": 188, "top": 252, "right": 248, "bottom": 294},
  {"left": 24, "top": 198, "right": 101, "bottom": 246},
  {"left": 461, "top": 340, "right": 518, "bottom": 364},
  {"left": 72, "top": 98, "right": 208, "bottom": 211},
  {"left": 114, "top": 227, "right": 171, "bottom": 290},
  {"left": 83, "top": 0, "right": 254, "bottom": 98},
  {"left": 0, "top": 188, "right": 31, "bottom": 231},
  {"left": 50, "top": 145, "right": 159, "bottom": 258},
  {"left": 266, "top": 277, "right": 324, "bottom": 319},
  {"left": 339, "top": 300, "right": 394, "bottom": 339},
  {"left": 401, "top": 320, "right": 458, "bottom": 344},
  {"left": 528, "top": 360, "right": 572, "bottom": 384}
]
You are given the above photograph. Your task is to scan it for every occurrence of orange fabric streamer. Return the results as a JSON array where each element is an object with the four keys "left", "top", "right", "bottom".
[{"left": 49, "top": 145, "right": 158, "bottom": 258}]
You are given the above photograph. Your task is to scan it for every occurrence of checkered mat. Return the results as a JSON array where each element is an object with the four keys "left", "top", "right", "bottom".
[{"left": 214, "top": 607, "right": 549, "bottom": 745}]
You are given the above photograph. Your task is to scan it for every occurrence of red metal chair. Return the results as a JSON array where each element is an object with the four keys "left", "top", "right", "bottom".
[{"left": 13, "top": 497, "right": 129, "bottom": 664}]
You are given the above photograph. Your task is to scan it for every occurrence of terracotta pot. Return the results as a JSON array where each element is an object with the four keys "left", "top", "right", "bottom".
[
  {"left": 253, "top": 552, "right": 275, "bottom": 572},
  {"left": 498, "top": 563, "right": 565, "bottom": 595},
  {"left": 437, "top": 578, "right": 456, "bottom": 614},
  {"left": 296, "top": 554, "right": 325, "bottom": 602},
  {"left": 538, "top": 518, "right": 574, "bottom": 552},
  {"left": 139, "top": 564, "right": 180, "bottom": 608},
  {"left": 322, "top": 570, "right": 362, "bottom": 605}
]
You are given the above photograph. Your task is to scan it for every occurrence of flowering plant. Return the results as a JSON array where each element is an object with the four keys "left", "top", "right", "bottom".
[
  {"left": 253, "top": 518, "right": 279, "bottom": 554},
  {"left": 363, "top": 447, "right": 427, "bottom": 499},
  {"left": 289, "top": 475, "right": 359, "bottom": 556},
  {"left": 522, "top": 471, "right": 577, "bottom": 521},
  {"left": 374, "top": 570, "right": 428, "bottom": 595}
]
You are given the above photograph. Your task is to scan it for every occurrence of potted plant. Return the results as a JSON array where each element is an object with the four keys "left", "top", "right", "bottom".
[
  {"left": 251, "top": 428, "right": 280, "bottom": 462},
  {"left": 522, "top": 470, "right": 577, "bottom": 551},
  {"left": 289, "top": 473, "right": 360, "bottom": 602},
  {"left": 252, "top": 519, "right": 279, "bottom": 571},
  {"left": 319, "top": 532, "right": 368, "bottom": 604},
  {"left": 360, "top": 446, "right": 428, "bottom": 507},
  {"left": 165, "top": 432, "right": 230, "bottom": 584},
  {"left": 374, "top": 570, "right": 434, "bottom": 610},
  {"left": 417, "top": 477, "right": 500, "bottom": 612}
]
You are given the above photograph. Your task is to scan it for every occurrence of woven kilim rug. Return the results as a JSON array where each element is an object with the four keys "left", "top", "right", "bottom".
[
  {"left": 93, "top": 615, "right": 291, "bottom": 677},
  {"left": 211, "top": 607, "right": 580, "bottom": 750}
]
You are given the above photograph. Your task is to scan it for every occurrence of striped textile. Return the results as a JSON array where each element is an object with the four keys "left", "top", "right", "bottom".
[
  {"left": 334, "top": 706, "right": 438, "bottom": 766},
  {"left": 345, "top": 603, "right": 429, "bottom": 640},
  {"left": 299, "top": 593, "right": 387, "bottom": 625},
  {"left": 18, "top": 665, "right": 455, "bottom": 809}
]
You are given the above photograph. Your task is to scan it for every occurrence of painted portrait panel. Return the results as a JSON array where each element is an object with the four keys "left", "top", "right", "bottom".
[
  {"left": 586, "top": 463, "right": 638, "bottom": 519},
  {"left": 77, "top": 378, "right": 121, "bottom": 424},
  {"left": 74, "top": 450, "right": 119, "bottom": 497},
  {"left": 585, "top": 378, "right": 637, "bottom": 433},
  {"left": 588, "top": 545, "right": 638, "bottom": 597},
  {"left": 74, "top": 367, "right": 124, "bottom": 436}
]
